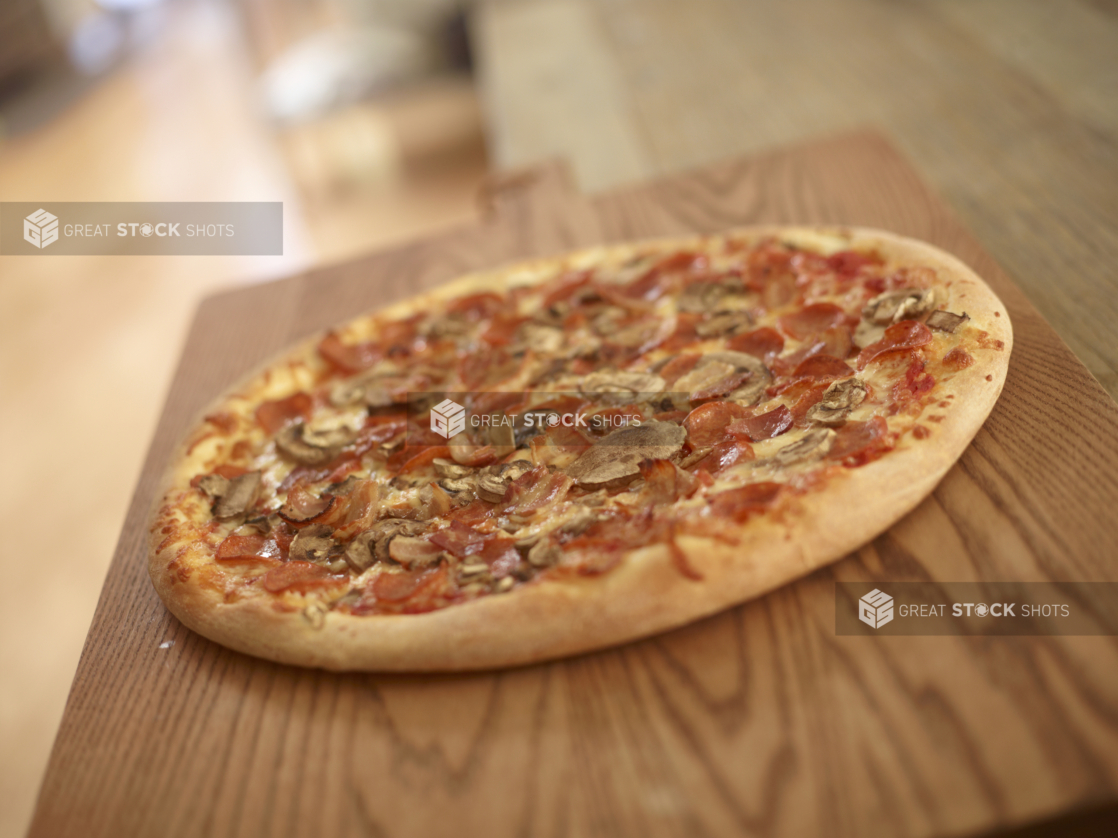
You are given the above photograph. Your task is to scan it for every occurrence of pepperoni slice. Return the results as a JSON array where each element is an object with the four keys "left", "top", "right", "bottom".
[
  {"left": 728, "top": 405, "right": 793, "bottom": 441},
  {"left": 261, "top": 561, "right": 344, "bottom": 593},
  {"left": 708, "top": 482, "right": 783, "bottom": 521},
  {"left": 659, "top": 353, "right": 702, "bottom": 385},
  {"left": 216, "top": 534, "right": 281, "bottom": 564},
  {"left": 792, "top": 355, "right": 853, "bottom": 381},
  {"left": 372, "top": 567, "right": 440, "bottom": 602},
  {"left": 683, "top": 402, "right": 752, "bottom": 448},
  {"left": 317, "top": 332, "right": 380, "bottom": 373},
  {"left": 827, "top": 250, "right": 876, "bottom": 277},
  {"left": 778, "top": 303, "right": 850, "bottom": 340},
  {"left": 857, "top": 320, "right": 933, "bottom": 369},
  {"left": 696, "top": 439, "right": 755, "bottom": 475},
  {"left": 278, "top": 483, "right": 336, "bottom": 525},
  {"left": 255, "top": 392, "right": 313, "bottom": 435},
  {"left": 727, "top": 327, "right": 784, "bottom": 358},
  {"left": 827, "top": 417, "right": 891, "bottom": 466},
  {"left": 447, "top": 292, "right": 504, "bottom": 321}
]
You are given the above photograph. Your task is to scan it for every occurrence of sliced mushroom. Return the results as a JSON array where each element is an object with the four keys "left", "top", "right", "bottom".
[
  {"left": 808, "top": 378, "right": 867, "bottom": 426},
  {"left": 559, "top": 506, "right": 599, "bottom": 536},
  {"left": 674, "top": 361, "right": 736, "bottom": 395},
  {"left": 772, "top": 429, "right": 836, "bottom": 465},
  {"left": 290, "top": 524, "right": 340, "bottom": 564},
  {"left": 324, "top": 475, "right": 361, "bottom": 496},
  {"left": 926, "top": 310, "right": 970, "bottom": 333},
  {"left": 212, "top": 471, "right": 261, "bottom": 519},
  {"left": 520, "top": 322, "right": 565, "bottom": 354},
  {"left": 475, "top": 460, "right": 532, "bottom": 503},
  {"left": 347, "top": 519, "right": 427, "bottom": 571},
  {"left": 700, "top": 351, "right": 773, "bottom": 405},
  {"left": 438, "top": 476, "right": 476, "bottom": 496},
  {"left": 388, "top": 536, "right": 444, "bottom": 569},
  {"left": 581, "top": 369, "right": 666, "bottom": 398},
  {"left": 863, "top": 288, "right": 937, "bottom": 326},
  {"left": 564, "top": 420, "right": 687, "bottom": 488},
  {"left": 276, "top": 421, "right": 352, "bottom": 466},
  {"left": 344, "top": 531, "right": 379, "bottom": 573},
  {"left": 197, "top": 473, "right": 230, "bottom": 499},
  {"left": 526, "top": 539, "right": 561, "bottom": 568},
  {"left": 676, "top": 279, "right": 744, "bottom": 313},
  {"left": 695, "top": 311, "right": 753, "bottom": 338},
  {"left": 433, "top": 458, "right": 472, "bottom": 479}
]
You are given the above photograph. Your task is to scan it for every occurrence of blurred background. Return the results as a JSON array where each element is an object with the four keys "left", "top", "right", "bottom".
[
  {"left": 2, "top": 1, "right": 1116, "bottom": 835},
  {"left": 0, "top": 1, "right": 486, "bottom": 834}
]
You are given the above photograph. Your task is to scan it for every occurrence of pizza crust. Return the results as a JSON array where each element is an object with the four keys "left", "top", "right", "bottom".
[{"left": 148, "top": 226, "right": 1012, "bottom": 671}]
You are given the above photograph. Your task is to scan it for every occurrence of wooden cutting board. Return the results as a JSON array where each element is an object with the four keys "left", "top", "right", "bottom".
[{"left": 29, "top": 130, "right": 1118, "bottom": 838}]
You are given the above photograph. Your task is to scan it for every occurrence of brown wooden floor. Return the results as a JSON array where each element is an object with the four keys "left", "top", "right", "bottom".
[{"left": 0, "top": 2, "right": 487, "bottom": 835}]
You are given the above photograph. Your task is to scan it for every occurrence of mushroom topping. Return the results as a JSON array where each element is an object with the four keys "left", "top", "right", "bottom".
[
  {"left": 808, "top": 378, "right": 868, "bottom": 427},
  {"left": 926, "top": 310, "right": 970, "bottom": 333},
  {"left": 559, "top": 506, "right": 600, "bottom": 536},
  {"left": 433, "top": 458, "right": 473, "bottom": 479},
  {"left": 695, "top": 311, "right": 753, "bottom": 338},
  {"left": 526, "top": 539, "right": 562, "bottom": 568},
  {"left": 676, "top": 279, "right": 743, "bottom": 313},
  {"left": 346, "top": 519, "right": 427, "bottom": 572},
  {"left": 388, "top": 536, "right": 444, "bottom": 569},
  {"left": 324, "top": 475, "right": 361, "bottom": 496},
  {"left": 289, "top": 524, "right": 340, "bottom": 564},
  {"left": 564, "top": 420, "right": 687, "bottom": 488},
  {"left": 276, "top": 420, "right": 355, "bottom": 466},
  {"left": 675, "top": 361, "right": 736, "bottom": 395},
  {"left": 581, "top": 369, "right": 666, "bottom": 399},
  {"left": 772, "top": 429, "right": 836, "bottom": 465},
  {"left": 476, "top": 460, "right": 533, "bottom": 503},
  {"left": 703, "top": 351, "right": 773, "bottom": 405},
  {"left": 212, "top": 471, "right": 261, "bottom": 519},
  {"left": 197, "top": 474, "right": 230, "bottom": 499},
  {"left": 520, "top": 322, "right": 565, "bottom": 354},
  {"left": 856, "top": 288, "right": 937, "bottom": 348}
]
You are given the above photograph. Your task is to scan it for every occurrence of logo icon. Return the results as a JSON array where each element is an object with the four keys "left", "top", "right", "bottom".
[
  {"left": 858, "top": 588, "right": 894, "bottom": 629},
  {"left": 430, "top": 398, "right": 466, "bottom": 439},
  {"left": 23, "top": 209, "right": 59, "bottom": 249},
  {"left": 140, "top": 223, "right": 154, "bottom": 237}
]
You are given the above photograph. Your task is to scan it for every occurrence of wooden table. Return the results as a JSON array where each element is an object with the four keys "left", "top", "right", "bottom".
[
  {"left": 28, "top": 130, "right": 1118, "bottom": 837},
  {"left": 473, "top": 0, "right": 1118, "bottom": 400}
]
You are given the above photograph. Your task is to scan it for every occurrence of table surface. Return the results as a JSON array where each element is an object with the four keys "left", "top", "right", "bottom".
[
  {"left": 473, "top": 0, "right": 1118, "bottom": 398},
  {"left": 28, "top": 130, "right": 1118, "bottom": 838}
]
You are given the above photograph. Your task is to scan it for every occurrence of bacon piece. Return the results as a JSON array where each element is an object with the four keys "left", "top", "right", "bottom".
[
  {"left": 503, "top": 466, "right": 574, "bottom": 515},
  {"left": 215, "top": 534, "right": 281, "bottom": 565},
  {"left": 327, "top": 479, "right": 381, "bottom": 540},
  {"left": 540, "top": 271, "right": 593, "bottom": 308},
  {"left": 562, "top": 536, "right": 627, "bottom": 575},
  {"left": 668, "top": 537, "right": 704, "bottom": 581},
  {"left": 430, "top": 520, "right": 487, "bottom": 558},
  {"left": 480, "top": 313, "right": 528, "bottom": 347},
  {"left": 317, "top": 332, "right": 380, "bottom": 373},
  {"left": 389, "top": 445, "right": 452, "bottom": 475},
  {"left": 727, "top": 327, "right": 784, "bottom": 359},
  {"left": 458, "top": 346, "right": 520, "bottom": 389},
  {"left": 778, "top": 303, "right": 850, "bottom": 340},
  {"left": 278, "top": 483, "right": 337, "bottom": 526},
  {"left": 478, "top": 535, "right": 521, "bottom": 578},
  {"left": 684, "top": 402, "right": 752, "bottom": 448},
  {"left": 827, "top": 417, "right": 891, "bottom": 466},
  {"left": 857, "top": 320, "right": 933, "bottom": 369},
  {"left": 708, "top": 482, "right": 783, "bottom": 521},
  {"left": 637, "top": 459, "right": 698, "bottom": 504},
  {"left": 261, "top": 561, "right": 344, "bottom": 593},
  {"left": 728, "top": 404, "right": 793, "bottom": 441},
  {"left": 448, "top": 499, "right": 495, "bottom": 524},
  {"left": 255, "top": 392, "right": 313, "bottom": 435},
  {"left": 448, "top": 439, "right": 497, "bottom": 468},
  {"left": 791, "top": 355, "right": 854, "bottom": 381}
]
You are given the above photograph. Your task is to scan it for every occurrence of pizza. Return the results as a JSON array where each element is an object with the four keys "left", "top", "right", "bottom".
[{"left": 148, "top": 226, "right": 1011, "bottom": 670}]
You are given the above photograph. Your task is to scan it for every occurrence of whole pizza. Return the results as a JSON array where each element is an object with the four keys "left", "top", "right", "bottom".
[{"left": 148, "top": 227, "right": 1011, "bottom": 670}]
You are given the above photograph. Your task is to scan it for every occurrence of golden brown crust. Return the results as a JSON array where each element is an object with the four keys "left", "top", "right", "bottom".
[{"left": 147, "top": 226, "right": 1012, "bottom": 671}]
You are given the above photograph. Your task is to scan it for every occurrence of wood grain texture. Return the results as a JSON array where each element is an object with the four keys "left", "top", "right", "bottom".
[
  {"left": 474, "top": 0, "right": 1118, "bottom": 398},
  {"left": 28, "top": 133, "right": 1118, "bottom": 838}
]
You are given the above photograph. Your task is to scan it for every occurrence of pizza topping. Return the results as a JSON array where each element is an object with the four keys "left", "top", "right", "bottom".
[
  {"left": 857, "top": 321, "right": 933, "bottom": 369},
  {"left": 288, "top": 525, "right": 340, "bottom": 565},
  {"left": 772, "top": 428, "right": 835, "bottom": 464},
  {"left": 255, "top": 393, "right": 313, "bottom": 435},
  {"left": 827, "top": 417, "right": 891, "bottom": 466},
  {"left": 215, "top": 534, "right": 281, "bottom": 564},
  {"left": 807, "top": 378, "right": 867, "bottom": 426},
  {"left": 565, "top": 420, "right": 687, "bottom": 488},
  {"left": 695, "top": 311, "right": 753, "bottom": 338},
  {"left": 683, "top": 401, "right": 752, "bottom": 447},
  {"left": 388, "top": 536, "right": 444, "bottom": 569},
  {"left": 727, "top": 327, "right": 784, "bottom": 359},
  {"left": 926, "top": 310, "right": 970, "bottom": 333},
  {"left": 261, "top": 561, "right": 345, "bottom": 593},
  {"left": 278, "top": 483, "right": 336, "bottom": 525},
  {"left": 212, "top": 471, "right": 261, "bottom": 520},
  {"left": 778, "top": 303, "right": 850, "bottom": 340},
  {"left": 197, "top": 473, "right": 230, "bottom": 500},
  {"left": 708, "top": 482, "right": 783, "bottom": 521},
  {"left": 581, "top": 369, "right": 666, "bottom": 397},
  {"left": 730, "top": 405, "right": 794, "bottom": 440},
  {"left": 863, "top": 288, "right": 937, "bottom": 326},
  {"left": 276, "top": 422, "right": 344, "bottom": 466}
]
